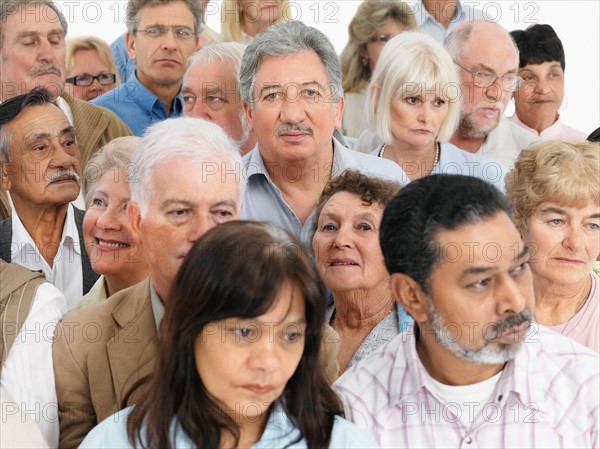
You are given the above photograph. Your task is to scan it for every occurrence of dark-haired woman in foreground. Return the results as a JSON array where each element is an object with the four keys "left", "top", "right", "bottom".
[{"left": 79, "top": 221, "right": 378, "bottom": 448}]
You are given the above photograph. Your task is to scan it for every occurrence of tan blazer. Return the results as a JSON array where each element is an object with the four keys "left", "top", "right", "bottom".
[{"left": 53, "top": 278, "right": 157, "bottom": 449}]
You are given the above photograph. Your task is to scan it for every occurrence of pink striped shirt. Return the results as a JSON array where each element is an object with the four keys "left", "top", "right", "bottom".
[{"left": 334, "top": 325, "right": 600, "bottom": 448}]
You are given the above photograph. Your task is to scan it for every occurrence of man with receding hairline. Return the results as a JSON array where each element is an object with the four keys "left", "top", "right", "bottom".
[
  {"left": 444, "top": 20, "right": 538, "bottom": 167},
  {"left": 0, "top": 89, "right": 99, "bottom": 308}
]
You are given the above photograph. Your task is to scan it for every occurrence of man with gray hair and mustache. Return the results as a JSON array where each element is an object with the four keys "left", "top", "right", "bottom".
[
  {"left": 0, "top": 88, "right": 98, "bottom": 308},
  {"left": 239, "top": 20, "right": 403, "bottom": 246}
]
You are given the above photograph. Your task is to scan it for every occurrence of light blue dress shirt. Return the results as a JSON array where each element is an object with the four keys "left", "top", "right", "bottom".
[
  {"left": 414, "top": 0, "right": 484, "bottom": 43},
  {"left": 241, "top": 138, "right": 405, "bottom": 246},
  {"left": 79, "top": 403, "right": 380, "bottom": 448},
  {"left": 92, "top": 72, "right": 183, "bottom": 136}
]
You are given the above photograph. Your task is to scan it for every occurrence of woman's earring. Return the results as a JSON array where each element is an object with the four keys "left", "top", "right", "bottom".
[{"left": 361, "top": 57, "right": 368, "bottom": 66}]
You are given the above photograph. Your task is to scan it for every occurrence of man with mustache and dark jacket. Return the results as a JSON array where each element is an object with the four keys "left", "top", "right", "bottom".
[{"left": 0, "top": 89, "right": 98, "bottom": 309}]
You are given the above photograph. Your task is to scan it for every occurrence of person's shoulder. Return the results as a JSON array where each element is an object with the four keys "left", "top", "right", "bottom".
[
  {"left": 526, "top": 325, "right": 599, "bottom": 388},
  {"left": 60, "top": 279, "right": 150, "bottom": 332},
  {"left": 335, "top": 332, "right": 406, "bottom": 393},
  {"left": 66, "top": 93, "right": 131, "bottom": 131},
  {"left": 329, "top": 415, "right": 380, "bottom": 448},
  {"left": 78, "top": 407, "right": 134, "bottom": 449},
  {"left": 506, "top": 119, "right": 540, "bottom": 146}
]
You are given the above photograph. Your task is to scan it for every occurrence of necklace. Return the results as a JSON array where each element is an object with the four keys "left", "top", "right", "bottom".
[{"left": 379, "top": 141, "right": 441, "bottom": 173}]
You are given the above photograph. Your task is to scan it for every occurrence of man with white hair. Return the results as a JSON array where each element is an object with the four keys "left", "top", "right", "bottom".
[
  {"left": 52, "top": 117, "right": 244, "bottom": 449},
  {"left": 0, "top": 89, "right": 99, "bottom": 307},
  {"left": 182, "top": 42, "right": 256, "bottom": 154},
  {"left": 445, "top": 20, "right": 538, "bottom": 167}
]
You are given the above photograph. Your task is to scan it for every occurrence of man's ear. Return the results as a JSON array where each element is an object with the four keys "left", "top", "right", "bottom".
[
  {"left": 370, "top": 82, "right": 381, "bottom": 109},
  {"left": 333, "top": 95, "right": 344, "bottom": 130},
  {"left": 243, "top": 102, "right": 254, "bottom": 133},
  {"left": 390, "top": 273, "right": 429, "bottom": 322},
  {"left": 1, "top": 164, "right": 12, "bottom": 191},
  {"left": 125, "top": 32, "right": 137, "bottom": 61}
]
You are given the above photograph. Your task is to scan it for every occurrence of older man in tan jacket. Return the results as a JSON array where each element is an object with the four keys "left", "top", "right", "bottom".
[{"left": 52, "top": 118, "right": 245, "bottom": 448}]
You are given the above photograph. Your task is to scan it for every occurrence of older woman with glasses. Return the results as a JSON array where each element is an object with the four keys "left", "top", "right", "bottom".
[
  {"left": 357, "top": 32, "right": 506, "bottom": 189},
  {"left": 506, "top": 140, "right": 600, "bottom": 352},
  {"left": 65, "top": 36, "right": 118, "bottom": 101},
  {"left": 340, "top": 0, "right": 416, "bottom": 141}
]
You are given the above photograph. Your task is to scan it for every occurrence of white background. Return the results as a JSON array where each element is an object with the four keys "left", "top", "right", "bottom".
[{"left": 57, "top": 0, "right": 599, "bottom": 135}]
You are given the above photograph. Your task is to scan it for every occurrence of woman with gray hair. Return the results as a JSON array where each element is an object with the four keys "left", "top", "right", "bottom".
[
  {"left": 340, "top": 0, "right": 417, "bottom": 139},
  {"left": 358, "top": 31, "right": 506, "bottom": 190},
  {"left": 77, "top": 137, "right": 150, "bottom": 311},
  {"left": 312, "top": 170, "right": 411, "bottom": 377}
]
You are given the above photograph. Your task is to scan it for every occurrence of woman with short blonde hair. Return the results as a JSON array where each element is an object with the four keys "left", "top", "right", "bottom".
[
  {"left": 65, "top": 36, "right": 119, "bottom": 101},
  {"left": 506, "top": 140, "right": 600, "bottom": 352},
  {"left": 221, "top": 0, "right": 289, "bottom": 43}
]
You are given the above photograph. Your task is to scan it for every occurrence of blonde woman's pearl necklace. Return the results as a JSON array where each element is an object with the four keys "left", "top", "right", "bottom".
[{"left": 379, "top": 142, "right": 441, "bottom": 171}]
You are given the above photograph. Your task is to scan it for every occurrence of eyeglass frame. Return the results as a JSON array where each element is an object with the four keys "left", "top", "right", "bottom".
[
  {"left": 65, "top": 73, "right": 117, "bottom": 86},
  {"left": 454, "top": 61, "right": 523, "bottom": 92},
  {"left": 134, "top": 25, "right": 197, "bottom": 40}
]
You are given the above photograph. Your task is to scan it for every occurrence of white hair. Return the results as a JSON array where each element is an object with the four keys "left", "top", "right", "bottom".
[
  {"left": 366, "top": 31, "right": 461, "bottom": 144},
  {"left": 130, "top": 117, "right": 245, "bottom": 215},
  {"left": 186, "top": 41, "right": 246, "bottom": 69}
]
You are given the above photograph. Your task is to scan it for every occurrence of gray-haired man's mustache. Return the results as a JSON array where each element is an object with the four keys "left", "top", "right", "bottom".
[
  {"left": 28, "top": 63, "right": 63, "bottom": 77},
  {"left": 484, "top": 309, "right": 533, "bottom": 341},
  {"left": 47, "top": 169, "right": 80, "bottom": 186},
  {"left": 275, "top": 124, "right": 314, "bottom": 137}
]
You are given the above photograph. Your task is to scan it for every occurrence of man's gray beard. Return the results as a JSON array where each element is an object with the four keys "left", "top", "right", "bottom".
[
  {"left": 426, "top": 299, "right": 528, "bottom": 365},
  {"left": 458, "top": 112, "right": 500, "bottom": 140}
]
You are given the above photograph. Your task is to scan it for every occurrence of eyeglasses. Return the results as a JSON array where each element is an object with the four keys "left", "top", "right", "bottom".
[
  {"left": 65, "top": 73, "right": 116, "bottom": 86},
  {"left": 135, "top": 25, "right": 196, "bottom": 40},
  {"left": 370, "top": 34, "right": 398, "bottom": 45},
  {"left": 454, "top": 62, "right": 523, "bottom": 92}
]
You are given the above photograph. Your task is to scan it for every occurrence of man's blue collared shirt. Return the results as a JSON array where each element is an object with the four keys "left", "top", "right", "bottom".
[
  {"left": 92, "top": 72, "right": 183, "bottom": 136},
  {"left": 415, "top": 0, "right": 484, "bottom": 43},
  {"left": 241, "top": 138, "right": 404, "bottom": 246}
]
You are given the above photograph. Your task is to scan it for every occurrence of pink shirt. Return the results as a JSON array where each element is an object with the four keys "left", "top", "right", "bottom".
[
  {"left": 509, "top": 114, "right": 588, "bottom": 141},
  {"left": 334, "top": 326, "right": 600, "bottom": 448},
  {"left": 545, "top": 273, "right": 600, "bottom": 353}
]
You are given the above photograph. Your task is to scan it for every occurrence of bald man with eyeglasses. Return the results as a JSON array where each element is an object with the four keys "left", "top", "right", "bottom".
[{"left": 444, "top": 20, "right": 539, "bottom": 167}]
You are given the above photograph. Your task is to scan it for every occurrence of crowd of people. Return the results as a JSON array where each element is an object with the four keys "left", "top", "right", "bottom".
[{"left": 0, "top": 0, "right": 598, "bottom": 448}]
